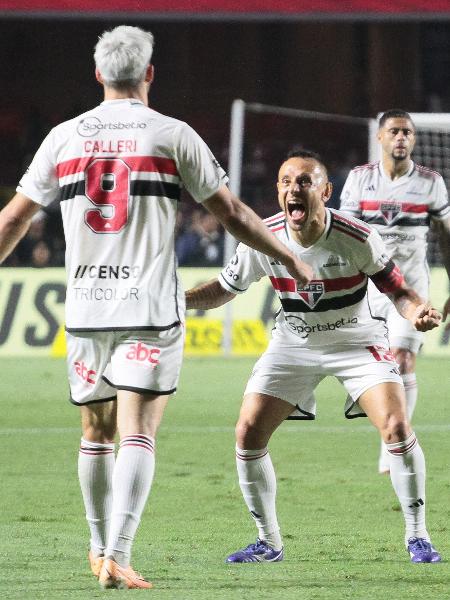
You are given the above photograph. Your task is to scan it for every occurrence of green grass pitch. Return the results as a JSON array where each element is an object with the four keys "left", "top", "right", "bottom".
[{"left": 0, "top": 356, "right": 449, "bottom": 599}]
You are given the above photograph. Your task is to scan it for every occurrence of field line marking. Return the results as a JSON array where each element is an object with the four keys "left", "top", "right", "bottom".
[{"left": 1, "top": 424, "right": 450, "bottom": 435}]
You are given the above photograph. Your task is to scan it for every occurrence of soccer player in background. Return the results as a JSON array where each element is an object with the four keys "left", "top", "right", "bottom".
[
  {"left": 340, "top": 110, "right": 450, "bottom": 473},
  {"left": 186, "top": 150, "right": 442, "bottom": 564},
  {"left": 0, "top": 26, "right": 312, "bottom": 589}
]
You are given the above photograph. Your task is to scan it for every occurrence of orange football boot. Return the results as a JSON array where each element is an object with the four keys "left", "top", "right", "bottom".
[
  {"left": 88, "top": 551, "right": 104, "bottom": 578},
  {"left": 99, "top": 557, "right": 153, "bottom": 589}
]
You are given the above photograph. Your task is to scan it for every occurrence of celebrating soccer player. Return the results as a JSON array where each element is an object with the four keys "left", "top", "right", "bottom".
[
  {"left": 186, "top": 150, "right": 442, "bottom": 564},
  {"left": 340, "top": 110, "right": 450, "bottom": 473},
  {"left": 0, "top": 26, "right": 312, "bottom": 589}
]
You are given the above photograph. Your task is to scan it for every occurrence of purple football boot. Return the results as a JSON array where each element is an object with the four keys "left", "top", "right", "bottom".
[
  {"left": 407, "top": 537, "right": 442, "bottom": 563},
  {"left": 226, "top": 539, "right": 284, "bottom": 563}
]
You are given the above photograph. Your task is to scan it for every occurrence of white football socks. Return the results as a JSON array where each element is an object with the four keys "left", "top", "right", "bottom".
[
  {"left": 235, "top": 446, "right": 283, "bottom": 551},
  {"left": 386, "top": 432, "right": 429, "bottom": 544},
  {"left": 402, "top": 373, "right": 418, "bottom": 420},
  {"left": 78, "top": 438, "right": 115, "bottom": 557},
  {"left": 105, "top": 434, "right": 156, "bottom": 567}
]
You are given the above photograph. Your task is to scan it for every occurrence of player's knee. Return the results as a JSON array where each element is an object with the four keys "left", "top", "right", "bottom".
[
  {"left": 82, "top": 413, "right": 117, "bottom": 443},
  {"left": 82, "top": 429, "right": 115, "bottom": 443},
  {"left": 392, "top": 348, "right": 415, "bottom": 374},
  {"left": 235, "top": 419, "right": 267, "bottom": 448},
  {"left": 381, "top": 416, "right": 410, "bottom": 444},
  {"left": 235, "top": 419, "right": 252, "bottom": 444},
  {"left": 83, "top": 422, "right": 116, "bottom": 443}
]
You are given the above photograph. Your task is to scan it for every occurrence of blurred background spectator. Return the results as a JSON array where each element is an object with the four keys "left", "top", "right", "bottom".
[{"left": 176, "top": 209, "right": 224, "bottom": 267}]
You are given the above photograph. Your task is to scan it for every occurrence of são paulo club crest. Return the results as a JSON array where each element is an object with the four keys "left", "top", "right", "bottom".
[
  {"left": 296, "top": 280, "right": 325, "bottom": 308},
  {"left": 380, "top": 201, "right": 402, "bottom": 224}
]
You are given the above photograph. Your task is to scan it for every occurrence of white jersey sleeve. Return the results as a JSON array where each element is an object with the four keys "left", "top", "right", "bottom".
[
  {"left": 219, "top": 243, "right": 266, "bottom": 294},
  {"left": 17, "top": 129, "right": 59, "bottom": 206},
  {"left": 339, "top": 169, "right": 362, "bottom": 217},
  {"left": 353, "top": 228, "right": 390, "bottom": 276},
  {"left": 173, "top": 122, "right": 228, "bottom": 202},
  {"left": 429, "top": 174, "right": 450, "bottom": 222}
]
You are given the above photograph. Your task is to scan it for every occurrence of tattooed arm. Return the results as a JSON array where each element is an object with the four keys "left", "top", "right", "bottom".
[{"left": 185, "top": 279, "right": 236, "bottom": 310}]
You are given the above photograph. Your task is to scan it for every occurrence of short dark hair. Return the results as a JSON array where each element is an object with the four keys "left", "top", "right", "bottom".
[
  {"left": 286, "top": 148, "right": 327, "bottom": 176},
  {"left": 287, "top": 148, "right": 322, "bottom": 161},
  {"left": 378, "top": 109, "right": 414, "bottom": 129}
]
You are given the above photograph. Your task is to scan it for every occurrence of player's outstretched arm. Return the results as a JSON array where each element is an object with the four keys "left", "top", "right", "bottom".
[
  {"left": 203, "top": 186, "right": 314, "bottom": 286},
  {"left": 0, "top": 193, "right": 42, "bottom": 263},
  {"left": 186, "top": 279, "right": 236, "bottom": 310},
  {"left": 390, "top": 285, "right": 442, "bottom": 332}
]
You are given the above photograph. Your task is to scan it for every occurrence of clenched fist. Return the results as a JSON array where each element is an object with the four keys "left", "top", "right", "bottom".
[{"left": 411, "top": 303, "right": 442, "bottom": 332}]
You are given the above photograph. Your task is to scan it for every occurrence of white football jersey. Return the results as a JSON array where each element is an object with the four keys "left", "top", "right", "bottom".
[
  {"left": 340, "top": 160, "right": 450, "bottom": 295},
  {"left": 17, "top": 99, "right": 227, "bottom": 331},
  {"left": 220, "top": 208, "right": 395, "bottom": 348}
]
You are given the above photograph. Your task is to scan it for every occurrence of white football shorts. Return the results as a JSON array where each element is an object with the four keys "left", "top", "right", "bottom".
[
  {"left": 244, "top": 340, "right": 403, "bottom": 419},
  {"left": 367, "top": 281, "right": 423, "bottom": 353},
  {"left": 66, "top": 325, "right": 185, "bottom": 405}
]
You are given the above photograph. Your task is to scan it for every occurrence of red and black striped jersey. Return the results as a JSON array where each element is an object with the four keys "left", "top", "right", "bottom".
[
  {"left": 220, "top": 208, "right": 397, "bottom": 348},
  {"left": 17, "top": 99, "right": 227, "bottom": 331},
  {"left": 340, "top": 160, "right": 449, "bottom": 297}
]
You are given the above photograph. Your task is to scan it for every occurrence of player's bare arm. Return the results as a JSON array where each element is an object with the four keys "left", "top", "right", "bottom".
[
  {"left": 370, "top": 259, "right": 441, "bottom": 331},
  {"left": 0, "top": 192, "right": 42, "bottom": 263},
  {"left": 185, "top": 278, "right": 235, "bottom": 310},
  {"left": 203, "top": 186, "right": 314, "bottom": 286},
  {"left": 433, "top": 217, "right": 450, "bottom": 323}
]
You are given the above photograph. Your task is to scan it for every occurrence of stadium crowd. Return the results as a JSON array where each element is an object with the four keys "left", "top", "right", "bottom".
[
  {"left": 0, "top": 115, "right": 357, "bottom": 270},
  {"left": 0, "top": 106, "right": 443, "bottom": 268}
]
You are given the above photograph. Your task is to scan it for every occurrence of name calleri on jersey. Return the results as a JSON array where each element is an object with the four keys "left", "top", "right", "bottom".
[
  {"left": 220, "top": 208, "right": 404, "bottom": 348},
  {"left": 16, "top": 99, "right": 227, "bottom": 332}
]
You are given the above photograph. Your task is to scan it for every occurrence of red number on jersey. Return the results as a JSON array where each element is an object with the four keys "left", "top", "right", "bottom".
[
  {"left": 366, "top": 345, "right": 396, "bottom": 363},
  {"left": 85, "top": 158, "right": 130, "bottom": 234}
]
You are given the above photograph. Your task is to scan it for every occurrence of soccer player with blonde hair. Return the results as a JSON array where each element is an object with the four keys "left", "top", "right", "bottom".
[{"left": 0, "top": 26, "right": 312, "bottom": 589}]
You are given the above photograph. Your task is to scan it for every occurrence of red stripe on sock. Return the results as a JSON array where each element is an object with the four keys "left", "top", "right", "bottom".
[
  {"left": 236, "top": 450, "right": 268, "bottom": 461},
  {"left": 388, "top": 437, "right": 417, "bottom": 455},
  {"left": 120, "top": 436, "right": 154, "bottom": 453}
]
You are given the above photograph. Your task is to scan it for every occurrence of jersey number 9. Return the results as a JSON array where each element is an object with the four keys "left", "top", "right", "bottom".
[{"left": 85, "top": 158, "right": 130, "bottom": 234}]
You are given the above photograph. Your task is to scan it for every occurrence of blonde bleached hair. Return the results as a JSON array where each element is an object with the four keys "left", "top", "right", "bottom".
[{"left": 94, "top": 25, "right": 154, "bottom": 90}]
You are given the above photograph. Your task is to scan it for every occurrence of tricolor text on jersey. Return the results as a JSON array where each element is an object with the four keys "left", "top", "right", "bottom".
[{"left": 72, "top": 287, "right": 139, "bottom": 301}]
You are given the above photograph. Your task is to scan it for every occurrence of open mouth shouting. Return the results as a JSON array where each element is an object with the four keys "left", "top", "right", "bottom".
[{"left": 287, "top": 198, "right": 306, "bottom": 224}]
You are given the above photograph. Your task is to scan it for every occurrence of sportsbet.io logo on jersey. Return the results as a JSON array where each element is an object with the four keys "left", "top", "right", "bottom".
[
  {"left": 77, "top": 116, "right": 148, "bottom": 137},
  {"left": 286, "top": 315, "right": 358, "bottom": 338}
]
